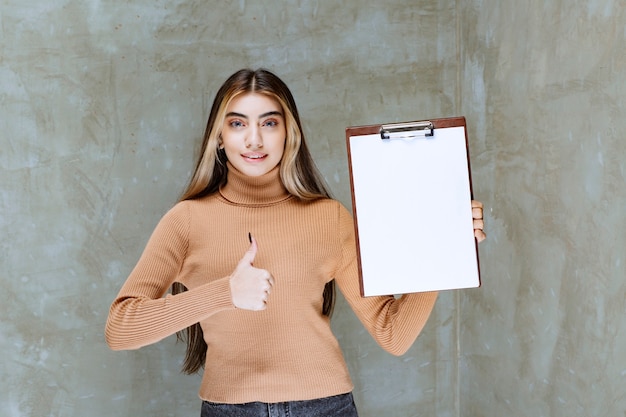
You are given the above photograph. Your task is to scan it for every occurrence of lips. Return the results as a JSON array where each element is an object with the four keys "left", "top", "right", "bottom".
[{"left": 242, "top": 152, "right": 267, "bottom": 161}]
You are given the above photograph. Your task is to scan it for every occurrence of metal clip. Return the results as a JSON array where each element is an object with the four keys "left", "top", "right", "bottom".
[{"left": 380, "top": 121, "right": 434, "bottom": 139}]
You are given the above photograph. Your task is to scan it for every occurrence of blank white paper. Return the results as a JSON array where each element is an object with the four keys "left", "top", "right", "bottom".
[{"left": 349, "top": 125, "right": 479, "bottom": 296}]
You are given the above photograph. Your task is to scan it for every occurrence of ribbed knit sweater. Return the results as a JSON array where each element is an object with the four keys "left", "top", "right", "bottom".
[{"left": 105, "top": 164, "right": 438, "bottom": 404}]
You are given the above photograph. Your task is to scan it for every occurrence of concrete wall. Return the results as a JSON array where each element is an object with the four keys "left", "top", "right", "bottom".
[
  {"left": 1, "top": 1, "right": 459, "bottom": 416},
  {"left": 3, "top": 1, "right": 625, "bottom": 416},
  {"left": 459, "top": 1, "right": 626, "bottom": 416}
]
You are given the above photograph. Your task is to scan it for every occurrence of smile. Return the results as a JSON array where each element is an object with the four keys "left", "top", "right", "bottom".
[{"left": 243, "top": 153, "right": 267, "bottom": 160}]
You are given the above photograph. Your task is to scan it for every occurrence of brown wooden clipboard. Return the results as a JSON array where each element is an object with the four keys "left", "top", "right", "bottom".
[{"left": 345, "top": 116, "right": 480, "bottom": 296}]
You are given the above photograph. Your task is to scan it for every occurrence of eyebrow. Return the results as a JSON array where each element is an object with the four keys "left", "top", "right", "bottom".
[{"left": 225, "top": 110, "right": 283, "bottom": 119}]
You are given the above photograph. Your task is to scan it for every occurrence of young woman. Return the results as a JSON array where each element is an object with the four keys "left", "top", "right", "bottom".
[{"left": 105, "top": 68, "right": 486, "bottom": 416}]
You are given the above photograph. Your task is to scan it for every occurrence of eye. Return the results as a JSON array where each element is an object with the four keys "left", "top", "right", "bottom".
[
  {"left": 262, "top": 119, "right": 279, "bottom": 127},
  {"left": 228, "top": 119, "right": 245, "bottom": 128}
]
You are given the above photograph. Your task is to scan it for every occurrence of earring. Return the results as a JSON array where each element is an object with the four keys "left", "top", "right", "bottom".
[{"left": 216, "top": 146, "right": 227, "bottom": 164}]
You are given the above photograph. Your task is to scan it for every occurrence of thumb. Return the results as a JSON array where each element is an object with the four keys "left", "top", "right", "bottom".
[{"left": 240, "top": 234, "right": 257, "bottom": 266}]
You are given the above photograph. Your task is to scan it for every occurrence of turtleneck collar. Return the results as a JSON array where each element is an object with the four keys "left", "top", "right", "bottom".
[{"left": 219, "top": 162, "right": 292, "bottom": 206}]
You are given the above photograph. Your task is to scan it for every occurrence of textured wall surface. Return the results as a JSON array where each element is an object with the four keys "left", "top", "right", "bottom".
[
  {"left": 459, "top": 1, "right": 626, "bottom": 416},
  {"left": 1, "top": 1, "right": 460, "bottom": 416},
  {"left": 7, "top": 1, "right": 623, "bottom": 417}
]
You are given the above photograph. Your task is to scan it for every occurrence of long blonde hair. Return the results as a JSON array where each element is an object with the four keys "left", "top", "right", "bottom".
[{"left": 173, "top": 68, "right": 336, "bottom": 374}]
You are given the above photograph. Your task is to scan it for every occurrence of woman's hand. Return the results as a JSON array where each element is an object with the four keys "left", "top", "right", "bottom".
[
  {"left": 229, "top": 236, "right": 274, "bottom": 311},
  {"left": 472, "top": 200, "right": 486, "bottom": 242}
]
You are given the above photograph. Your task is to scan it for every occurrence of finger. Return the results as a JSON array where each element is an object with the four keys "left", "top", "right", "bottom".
[
  {"left": 252, "top": 301, "right": 267, "bottom": 311},
  {"left": 262, "top": 277, "right": 274, "bottom": 294},
  {"left": 471, "top": 201, "right": 484, "bottom": 219},
  {"left": 473, "top": 218, "right": 487, "bottom": 242},
  {"left": 239, "top": 237, "right": 258, "bottom": 266}
]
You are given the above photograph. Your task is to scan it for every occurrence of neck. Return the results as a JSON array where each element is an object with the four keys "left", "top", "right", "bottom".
[{"left": 219, "top": 163, "right": 291, "bottom": 206}]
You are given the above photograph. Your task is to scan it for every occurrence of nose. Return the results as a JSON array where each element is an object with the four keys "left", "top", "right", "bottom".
[{"left": 245, "top": 125, "right": 263, "bottom": 149}]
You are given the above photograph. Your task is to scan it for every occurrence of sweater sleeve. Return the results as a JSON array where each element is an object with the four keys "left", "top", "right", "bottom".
[
  {"left": 105, "top": 202, "right": 235, "bottom": 351},
  {"left": 333, "top": 203, "right": 438, "bottom": 356}
]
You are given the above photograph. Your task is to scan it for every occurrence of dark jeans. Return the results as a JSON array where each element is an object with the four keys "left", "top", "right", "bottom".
[{"left": 200, "top": 392, "right": 359, "bottom": 417}]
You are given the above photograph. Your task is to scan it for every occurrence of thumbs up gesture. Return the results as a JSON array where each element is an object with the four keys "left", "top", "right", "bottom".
[{"left": 229, "top": 235, "right": 274, "bottom": 311}]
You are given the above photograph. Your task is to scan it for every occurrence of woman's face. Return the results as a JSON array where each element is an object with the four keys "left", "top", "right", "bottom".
[{"left": 220, "top": 92, "right": 286, "bottom": 177}]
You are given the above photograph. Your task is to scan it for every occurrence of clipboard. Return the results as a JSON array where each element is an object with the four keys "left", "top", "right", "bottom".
[{"left": 345, "top": 116, "right": 480, "bottom": 296}]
